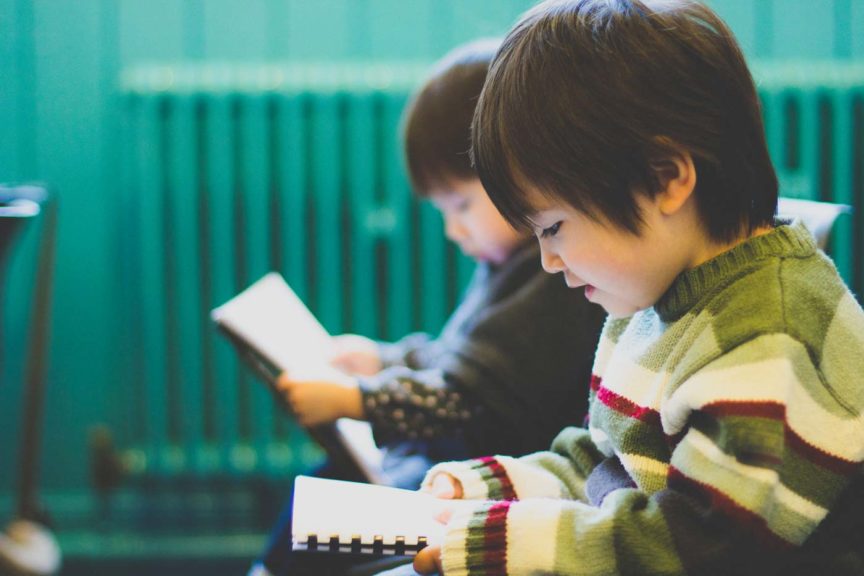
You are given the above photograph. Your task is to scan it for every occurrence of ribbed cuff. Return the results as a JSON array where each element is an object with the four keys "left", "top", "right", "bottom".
[
  {"left": 441, "top": 501, "right": 511, "bottom": 576},
  {"left": 422, "top": 456, "right": 518, "bottom": 501}
]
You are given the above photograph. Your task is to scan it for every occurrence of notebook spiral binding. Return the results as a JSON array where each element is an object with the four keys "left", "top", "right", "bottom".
[{"left": 295, "top": 533, "right": 430, "bottom": 556}]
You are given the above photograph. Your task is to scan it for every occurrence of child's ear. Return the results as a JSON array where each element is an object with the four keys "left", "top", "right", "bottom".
[{"left": 650, "top": 148, "right": 696, "bottom": 216}]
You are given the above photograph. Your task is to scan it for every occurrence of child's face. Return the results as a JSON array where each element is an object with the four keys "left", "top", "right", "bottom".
[
  {"left": 430, "top": 179, "right": 524, "bottom": 265},
  {"left": 528, "top": 191, "right": 697, "bottom": 318}
]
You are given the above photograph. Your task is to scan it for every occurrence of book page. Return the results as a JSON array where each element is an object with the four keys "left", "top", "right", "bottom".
[
  {"left": 292, "top": 476, "right": 464, "bottom": 555},
  {"left": 211, "top": 272, "right": 385, "bottom": 483},
  {"left": 211, "top": 272, "right": 333, "bottom": 375},
  {"left": 334, "top": 418, "right": 386, "bottom": 485}
]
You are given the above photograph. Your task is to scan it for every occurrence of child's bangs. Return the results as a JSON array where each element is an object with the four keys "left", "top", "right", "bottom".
[
  {"left": 472, "top": 130, "right": 538, "bottom": 232},
  {"left": 471, "top": 49, "right": 556, "bottom": 232}
]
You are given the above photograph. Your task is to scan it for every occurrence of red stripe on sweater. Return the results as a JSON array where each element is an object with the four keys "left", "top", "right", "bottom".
[
  {"left": 668, "top": 466, "right": 794, "bottom": 551},
  {"left": 785, "top": 422, "right": 860, "bottom": 476},
  {"left": 477, "top": 456, "right": 518, "bottom": 501},
  {"left": 701, "top": 401, "right": 859, "bottom": 476},
  {"left": 482, "top": 502, "right": 510, "bottom": 576},
  {"left": 590, "top": 374, "right": 603, "bottom": 392},
  {"left": 594, "top": 383, "right": 660, "bottom": 425},
  {"left": 701, "top": 401, "right": 785, "bottom": 420}
]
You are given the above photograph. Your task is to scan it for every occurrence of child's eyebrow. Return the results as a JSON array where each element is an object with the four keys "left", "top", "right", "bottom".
[
  {"left": 525, "top": 210, "right": 546, "bottom": 226},
  {"left": 524, "top": 214, "right": 546, "bottom": 232}
]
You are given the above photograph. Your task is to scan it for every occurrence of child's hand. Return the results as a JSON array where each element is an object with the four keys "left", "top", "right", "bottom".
[
  {"left": 424, "top": 473, "right": 464, "bottom": 500},
  {"left": 413, "top": 474, "right": 463, "bottom": 574},
  {"left": 275, "top": 372, "right": 363, "bottom": 426},
  {"left": 328, "top": 334, "right": 383, "bottom": 376},
  {"left": 414, "top": 545, "right": 443, "bottom": 575}
]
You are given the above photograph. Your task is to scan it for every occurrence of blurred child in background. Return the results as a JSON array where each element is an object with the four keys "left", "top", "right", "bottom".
[{"left": 249, "top": 38, "right": 607, "bottom": 576}]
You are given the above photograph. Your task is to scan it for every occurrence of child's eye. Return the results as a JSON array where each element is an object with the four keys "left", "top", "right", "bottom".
[
  {"left": 456, "top": 200, "right": 471, "bottom": 212},
  {"left": 540, "top": 221, "right": 562, "bottom": 238}
]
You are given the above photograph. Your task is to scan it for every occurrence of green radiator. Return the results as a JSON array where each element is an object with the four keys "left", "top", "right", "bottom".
[
  {"left": 755, "top": 61, "right": 864, "bottom": 293},
  {"left": 117, "top": 61, "right": 863, "bottom": 480},
  {"left": 119, "top": 64, "right": 475, "bottom": 478}
]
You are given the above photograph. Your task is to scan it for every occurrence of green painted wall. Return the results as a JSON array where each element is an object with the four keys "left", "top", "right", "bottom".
[{"left": 1, "top": 0, "right": 863, "bottom": 500}]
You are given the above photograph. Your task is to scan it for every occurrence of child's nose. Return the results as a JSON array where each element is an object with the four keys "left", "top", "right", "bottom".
[
  {"left": 444, "top": 217, "right": 468, "bottom": 242},
  {"left": 539, "top": 245, "right": 565, "bottom": 274}
]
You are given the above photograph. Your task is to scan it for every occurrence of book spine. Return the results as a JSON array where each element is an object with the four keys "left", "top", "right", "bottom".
[{"left": 293, "top": 534, "right": 429, "bottom": 556}]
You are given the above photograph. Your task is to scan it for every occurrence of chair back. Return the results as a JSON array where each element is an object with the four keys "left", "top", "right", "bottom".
[{"left": 776, "top": 197, "right": 852, "bottom": 249}]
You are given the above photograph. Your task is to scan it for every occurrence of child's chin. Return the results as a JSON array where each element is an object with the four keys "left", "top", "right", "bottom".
[
  {"left": 471, "top": 251, "right": 499, "bottom": 264},
  {"left": 604, "top": 302, "right": 644, "bottom": 319}
]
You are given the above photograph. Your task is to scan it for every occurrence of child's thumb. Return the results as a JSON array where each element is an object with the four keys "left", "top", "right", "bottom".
[
  {"left": 430, "top": 473, "right": 457, "bottom": 499},
  {"left": 275, "top": 372, "right": 290, "bottom": 389}
]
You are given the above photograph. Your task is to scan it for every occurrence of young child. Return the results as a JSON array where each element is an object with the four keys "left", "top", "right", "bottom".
[
  {"left": 409, "top": 1, "right": 864, "bottom": 575},
  {"left": 249, "top": 39, "right": 607, "bottom": 576}
]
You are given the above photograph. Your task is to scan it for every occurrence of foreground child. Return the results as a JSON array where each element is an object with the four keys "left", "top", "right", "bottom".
[{"left": 411, "top": 1, "right": 864, "bottom": 574}]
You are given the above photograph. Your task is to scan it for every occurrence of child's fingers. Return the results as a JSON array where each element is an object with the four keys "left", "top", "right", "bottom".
[
  {"left": 428, "top": 473, "right": 462, "bottom": 499},
  {"left": 413, "top": 545, "right": 441, "bottom": 575},
  {"left": 328, "top": 354, "right": 355, "bottom": 372},
  {"left": 431, "top": 474, "right": 455, "bottom": 498},
  {"left": 275, "top": 372, "right": 292, "bottom": 391},
  {"left": 434, "top": 504, "right": 453, "bottom": 525},
  {"left": 275, "top": 373, "right": 303, "bottom": 414}
]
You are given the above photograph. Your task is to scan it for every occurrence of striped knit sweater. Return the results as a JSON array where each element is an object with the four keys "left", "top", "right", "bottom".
[{"left": 423, "top": 220, "right": 864, "bottom": 575}]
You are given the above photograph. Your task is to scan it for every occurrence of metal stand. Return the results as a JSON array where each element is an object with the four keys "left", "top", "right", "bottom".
[{"left": 0, "top": 185, "right": 61, "bottom": 576}]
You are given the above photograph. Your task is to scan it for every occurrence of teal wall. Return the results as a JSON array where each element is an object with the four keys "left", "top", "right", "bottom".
[{"left": 1, "top": 0, "right": 863, "bottom": 499}]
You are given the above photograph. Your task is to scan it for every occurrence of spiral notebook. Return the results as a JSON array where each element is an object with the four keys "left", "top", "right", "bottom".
[
  {"left": 291, "top": 475, "right": 464, "bottom": 556},
  {"left": 211, "top": 272, "right": 387, "bottom": 485}
]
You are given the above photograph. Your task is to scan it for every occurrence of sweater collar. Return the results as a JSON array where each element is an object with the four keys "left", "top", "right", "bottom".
[{"left": 654, "top": 219, "right": 817, "bottom": 322}]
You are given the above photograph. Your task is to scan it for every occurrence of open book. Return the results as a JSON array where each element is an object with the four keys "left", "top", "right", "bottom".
[
  {"left": 211, "top": 272, "right": 387, "bottom": 485},
  {"left": 292, "top": 475, "right": 466, "bottom": 556}
]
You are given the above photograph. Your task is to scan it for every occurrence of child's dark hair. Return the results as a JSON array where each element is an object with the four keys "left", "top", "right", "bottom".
[
  {"left": 472, "top": 0, "right": 778, "bottom": 243},
  {"left": 403, "top": 38, "right": 500, "bottom": 197}
]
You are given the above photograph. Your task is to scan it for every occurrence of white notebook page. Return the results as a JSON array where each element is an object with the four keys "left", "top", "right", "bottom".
[{"left": 291, "top": 476, "right": 459, "bottom": 553}]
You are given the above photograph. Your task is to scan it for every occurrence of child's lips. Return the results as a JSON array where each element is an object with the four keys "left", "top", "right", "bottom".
[
  {"left": 458, "top": 243, "right": 485, "bottom": 261},
  {"left": 564, "top": 274, "right": 583, "bottom": 289},
  {"left": 584, "top": 285, "right": 596, "bottom": 299}
]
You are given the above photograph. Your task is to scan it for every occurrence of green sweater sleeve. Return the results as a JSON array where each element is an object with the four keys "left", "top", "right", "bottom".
[
  {"left": 420, "top": 426, "right": 605, "bottom": 503},
  {"left": 429, "top": 223, "right": 864, "bottom": 575},
  {"left": 435, "top": 334, "right": 864, "bottom": 575}
]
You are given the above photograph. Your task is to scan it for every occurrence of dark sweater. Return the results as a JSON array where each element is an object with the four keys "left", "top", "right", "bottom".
[{"left": 359, "top": 240, "right": 606, "bottom": 464}]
